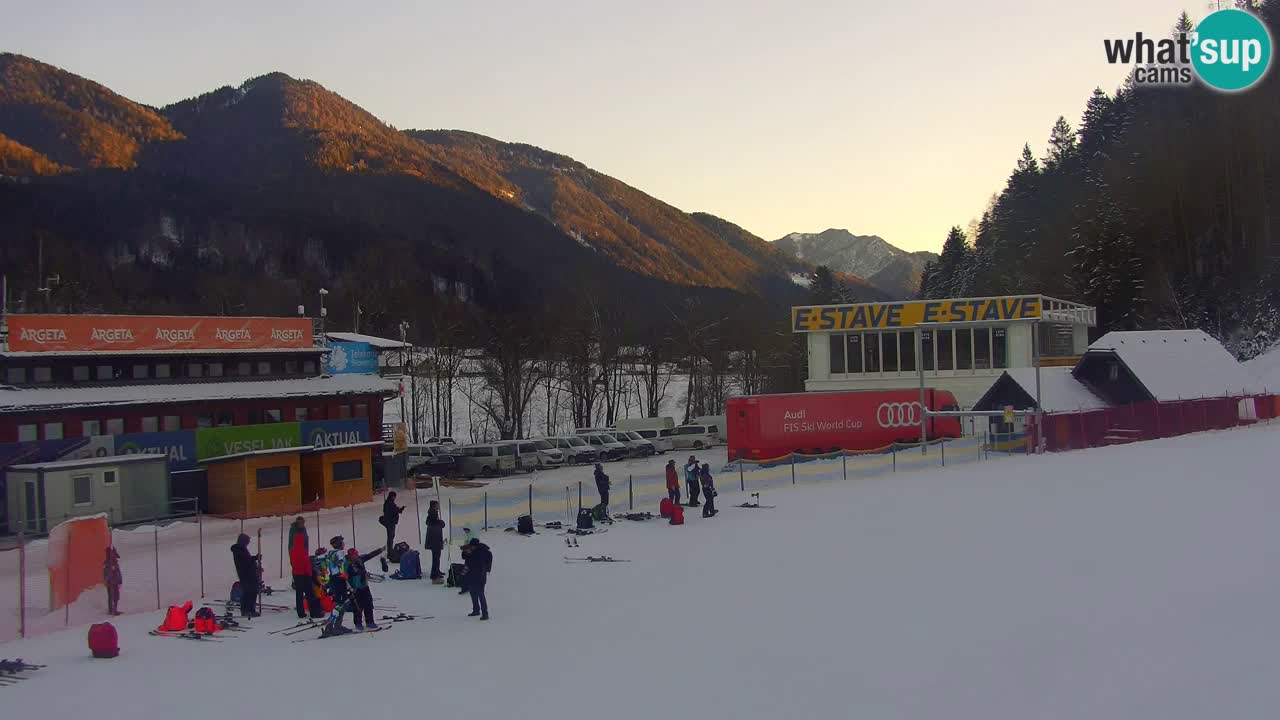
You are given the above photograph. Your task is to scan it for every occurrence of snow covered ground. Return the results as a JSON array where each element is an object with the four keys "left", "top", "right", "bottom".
[
  {"left": 1246, "top": 342, "right": 1280, "bottom": 392},
  {"left": 5, "top": 424, "right": 1280, "bottom": 719}
]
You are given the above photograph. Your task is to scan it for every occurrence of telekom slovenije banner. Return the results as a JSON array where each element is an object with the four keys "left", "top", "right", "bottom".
[{"left": 7, "top": 315, "right": 313, "bottom": 352}]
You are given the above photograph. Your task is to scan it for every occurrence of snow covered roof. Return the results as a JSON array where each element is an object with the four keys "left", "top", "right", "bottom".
[
  {"left": 8, "top": 453, "right": 168, "bottom": 471},
  {"left": 325, "top": 333, "right": 409, "bottom": 350},
  {"left": 1244, "top": 343, "right": 1280, "bottom": 393},
  {"left": 0, "top": 374, "right": 398, "bottom": 413},
  {"left": 991, "top": 367, "right": 1110, "bottom": 413},
  {"left": 1081, "top": 330, "right": 1259, "bottom": 402}
]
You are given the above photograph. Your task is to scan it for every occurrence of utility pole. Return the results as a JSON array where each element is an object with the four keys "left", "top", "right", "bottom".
[{"left": 399, "top": 320, "right": 409, "bottom": 440}]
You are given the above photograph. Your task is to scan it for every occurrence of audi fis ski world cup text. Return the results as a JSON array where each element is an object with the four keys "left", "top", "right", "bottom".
[
  {"left": 1104, "top": 8, "right": 1272, "bottom": 91},
  {"left": 781, "top": 408, "right": 865, "bottom": 434}
]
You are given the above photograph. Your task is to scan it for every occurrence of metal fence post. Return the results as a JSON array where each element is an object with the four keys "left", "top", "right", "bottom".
[
  {"left": 153, "top": 515, "right": 161, "bottom": 610},
  {"left": 577, "top": 481, "right": 583, "bottom": 512},
  {"left": 628, "top": 475, "right": 634, "bottom": 510},
  {"left": 447, "top": 498, "right": 453, "bottom": 564},
  {"left": 350, "top": 501, "right": 356, "bottom": 546},
  {"left": 64, "top": 517, "right": 71, "bottom": 626},
  {"left": 941, "top": 440, "right": 946, "bottom": 467},
  {"left": 484, "top": 492, "right": 488, "bottom": 530},
  {"left": 739, "top": 461, "right": 745, "bottom": 491},
  {"left": 892, "top": 445, "right": 897, "bottom": 472},
  {"left": 18, "top": 528, "right": 26, "bottom": 638},
  {"left": 197, "top": 509, "right": 205, "bottom": 598},
  {"left": 791, "top": 454, "right": 796, "bottom": 485},
  {"left": 841, "top": 452, "right": 847, "bottom": 481},
  {"left": 279, "top": 514, "right": 285, "bottom": 579},
  {"left": 529, "top": 483, "right": 534, "bottom": 520}
]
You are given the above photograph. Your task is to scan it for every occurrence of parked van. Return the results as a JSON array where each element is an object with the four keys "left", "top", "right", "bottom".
[
  {"left": 614, "top": 416, "right": 675, "bottom": 433},
  {"left": 668, "top": 423, "right": 721, "bottom": 451},
  {"left": 632, "top": 428, "right": 674, "bottom": 453},
  {"left": 452, "top": 444, "right": 517, "bottom": 479},
  {"left": 547, "top": 436, "right": 597, "bottom": 465},
  {"left": 692, "top": 415, "right": 727, "bottom": 442},
  {"left": 616, "top": 430, "right": 657, "bottom": 457},
  {"left": 498, "top": 439, "right": 564, "bottom": 471},
  {"left": 583, "top": 433, "right": 629, "bottom": 461}
]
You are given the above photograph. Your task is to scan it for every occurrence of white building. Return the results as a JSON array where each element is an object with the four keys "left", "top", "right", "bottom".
[{"left": 794, "top": 295, "right": 1097, "bottom": 408}]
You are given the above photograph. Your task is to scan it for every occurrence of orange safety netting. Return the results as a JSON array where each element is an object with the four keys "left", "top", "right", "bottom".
[{"left": 47, "top": 514, "right": 111, "bottom": 610}]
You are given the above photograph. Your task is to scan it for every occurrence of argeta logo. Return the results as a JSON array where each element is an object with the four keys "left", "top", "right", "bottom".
[
  {"left": 1191, "top": 9, "right": 1272, "bottom": 91},
  {"left": 19, "top": 327, "right": 67, "bottom": 344},
  {"left": 91, "top": 327, "right": 135, "bottom": 343},
  {"left": 215, "top": 328, "right": 252, "bottom": 342},
  {"left": 271, "top": 328, "right": 304, "bottom": 342},
  {"left": 155, "top": 327, "right": 196, "bottom": 343}
]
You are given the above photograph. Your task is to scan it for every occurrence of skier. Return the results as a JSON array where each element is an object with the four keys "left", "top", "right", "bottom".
[
  {"left": 321, "top": 535, "right": 352, "bottom": 636},
  {"left": 684, "top": 456, "right": 701, "bottom": 507},
  {"left": 455, "top": 528, "right": 475, "bottom": 595},
  {"left": 102, "top": 546, "right": 122, "bottom": 616},
  {"left": 345, "top": 546, "right": 385, "bottom": 630},
  {"left": 381, "top": 491, "right": 405, "bottom": 553},
  {"left": 424, "top": 499, "right": 446, "bottom": 582},
  {"left": 288, "top": 517, "right": 322, "bottom": 619},
  {"left": 700, "top": 463, "right": 718, "bottom": 518},
  {"left": 463, "top": 537, "right": 493, "bottom": 620},
  {"left": 593, "top": 463, "right": 611, "bottom": 517},
  {"left": 231, "top": 533, "right": 260, "bottom": 617},
  {"left": 664, "top": 459, "right": 681, "bottom": 506}
]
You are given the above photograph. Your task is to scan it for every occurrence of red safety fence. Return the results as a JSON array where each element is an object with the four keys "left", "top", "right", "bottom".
[{"left": 1033, "top": 395, "right": 1277, "bottom": 452}]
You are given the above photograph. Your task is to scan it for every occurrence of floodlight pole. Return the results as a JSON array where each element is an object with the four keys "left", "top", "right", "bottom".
[
  {"left": 1033, "top": 320, "right": 1043, "bottom": 454},
  {"left": 916, "top": 326, "right": 927, "bottom": 448}
]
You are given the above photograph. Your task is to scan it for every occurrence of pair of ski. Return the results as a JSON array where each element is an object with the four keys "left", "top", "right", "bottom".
[
  {"left": 0, "top": 659, "right": 43, "bottom": 685},
  {"left": 149, "top": 629, "right": 226, "bottom": 642},
  {"left": 289, "top": 624, "right": 392, "bottom": 643},
  {"left": 564, "top": 556, "right": 629, "bottom": 563},
  {"left": 562, "top": 528, "right": 608, "bottom": 537},
  {"left": 737, "top": 492, "right": 775, "bottom": 509}
]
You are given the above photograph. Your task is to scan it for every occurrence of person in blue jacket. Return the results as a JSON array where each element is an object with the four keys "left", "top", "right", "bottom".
[{"left": 684, "top": 456, "right": 701, "bottom": 507}]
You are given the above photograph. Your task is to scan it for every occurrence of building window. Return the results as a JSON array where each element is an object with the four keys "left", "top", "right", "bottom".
[
  {"left": 828, "top": 334, "right": 846, "bottom": 375},
  {"left": 956, "top": 328, "right": 973, "bottom": 370},
  {"left": 237, "top": 361, "right": 252, "bottom": 376},
  {"left": 73, "top": 366, "right": 90, "bottom": 382},
  {"left": 83, "top": 420, "right": 102, "bottom": 437},
  {"left": 5, "top": 367, "right": 26, "bottom": 384},
  {"left": 247, "top": 409, "right": 263, "bottom": 425},
  {"left": 845, "top": 334, "right": 862, "bottom": 374},
  {"left": 33, "top": 367, "right": 52, "bottom": 383},
  {"left": 188, "top": 363, "right": 204, "bottom": 379},
  {"left": 936, "top": 329, "right": 954, "bottom": 371},
  {"left": 256, "top": 361, "right": 272, "bottom": 376},
  {"left": 993, "top": 329, "right": 1008, "bottom": 369},
  {"left": 163, "top": 415, "right": 181, "bottom": 432},
  {"left": 18, "top": 424, "right": 38, "bottom": 442},
  {"left": 73, "top": 474, "right": 93, "bottom": 506},
  {"left": 44, "top": 422, "right": 64, "bottom": 440},
  {"left": 338, "top": 405, "right": 352, "bottom": 419},
  {"left": 303, "top": 360, "right": 317, "bottom": 374},
  {"left": 864, "top": 333, "right": 880, "bottom": 373},
  {"left": 132, "top": 364, "right": 149, "bottom": 380},
  {"left": 155, "top": 363, "right": 171, "bottom": 379},
  {"left": 921, "top": 331, "right": 935, "bottom": 371},
  {"left": 103, "top": 470, "right": 117, "bottom": 485},
  {"left": 255, "top": 465, "right": 292, "bottom": 490},
  {"left": 284, "top": 359, "right": 299, "bottom": 375},
  {"left": 295, "top": 407, "right": 309, "bottom": 422},
  {"left": 265, "top": 409, "right": 283, "bottom": 423},
  {"left": 1108, "top": 361, "right": 1120, "bottom": 382},
  {"left": 141, "top": 417, "right": 160, "bottom": 433},
  {"left": 96, "top": 365, "right": 114, "bottom": 380},
  {"left": 216, "top": 412, "right": 234, "bottom": 427},
  {"left": 208, "top": 362, "right": 224, "bottom": 378},
  {"left": 107, "top": 418, "right": 125, "bottom": 435},
  {"left": 197, "top": 414, "right": 214, "bottom": 429},
  {"left": 332, "top": 459, "right": 363, "bottom": 483},
  {"left": 975, "top": 328, "right": 992, "bottom": 369},
  {"left": 354, "top": 404, "right": 368, "bottom": 418},
  {"left": 881, "top": 332, "right": 899, "bottom": 372},
  {"left": 900, "top": 331, "right": 916, "bottom": 372}
]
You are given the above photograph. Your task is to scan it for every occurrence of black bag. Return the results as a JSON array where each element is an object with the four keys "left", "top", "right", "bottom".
[
  {"left": 387, "top": 541, "right": 411, "bottom": 564},
  {"left": 576, "top": 508, "right": 595, "bottom": 530},
  {"left": 517, "top": 515, "right": 535, "bottom": 535},
  {"left": 378, "top": 516, "right": 388, "bottom": 527},
  {"left": 446, "top": 562, "right": 467, "bottom": 588}
]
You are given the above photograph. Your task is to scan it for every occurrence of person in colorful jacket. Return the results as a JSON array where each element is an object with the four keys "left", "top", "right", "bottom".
[
  {"left": 288, "top": 517, "right": 323, "bottom": 619},
  {"left": 664, "top": 459, "right": 681, "bottom": 506},
  {"left": 345, "top": 546, "right": 385, "bottom": 630},
  {"left": 321, "top": 536, "right": 351, "bottom": 636},
  {"left": 103, "top": 546, "right": 122, "bottom": 616}
]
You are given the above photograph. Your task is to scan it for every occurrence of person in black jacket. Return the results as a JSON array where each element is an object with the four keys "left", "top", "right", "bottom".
[
  {"left": 424, "top": 499, "right": 446, "bottom": 581},
  {"left": 464, "top": 538, "right": 492, "bottom": 620},
  {"left": 700, "top": 463, "right": 718, "bottom": 518},
  {"left": 381, "top": 491, "right": 405, "bottom": 553},
  {"left": 231, "top": 533, "right": 259, "bottom": 618},
  {"left": 593, "top": 463, "right": 610, "bottom": 517}
]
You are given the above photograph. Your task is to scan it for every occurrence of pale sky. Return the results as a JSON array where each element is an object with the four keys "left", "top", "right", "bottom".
[{"left": 2, "top": 0, "right": 1197, "bottom": 252}]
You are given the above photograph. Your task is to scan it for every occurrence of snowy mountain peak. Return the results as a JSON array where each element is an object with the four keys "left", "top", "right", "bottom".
[{"left": 772, "top": 229, "right": 937, "bottom": 299}]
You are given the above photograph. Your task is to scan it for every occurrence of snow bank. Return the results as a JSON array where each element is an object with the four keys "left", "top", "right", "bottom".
[{"left": 1245, "top": 342, "right": 1280, "bottom": 392}]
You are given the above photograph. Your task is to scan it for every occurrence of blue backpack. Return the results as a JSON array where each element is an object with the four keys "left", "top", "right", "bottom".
[{"left": 394, "top": 550, "right": 422, "bottom": 580}]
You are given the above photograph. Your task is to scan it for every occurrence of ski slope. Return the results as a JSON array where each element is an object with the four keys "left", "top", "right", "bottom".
[{"left": 6, "top": 424, "right": 1280, "bottom": 719}]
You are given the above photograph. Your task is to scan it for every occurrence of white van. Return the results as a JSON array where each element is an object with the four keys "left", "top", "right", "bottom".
[
  {"left": 668, "top": 423, "right": 720, "bottom": 451},
  {"left": 632, "top": 428, "right": 673, "bottom": 453},
  {"left": 614, "top": 416, "right": 675, "bottom": 433},
  {"left": 498, "top": 439, "right": 564, "bottom": 471},
  {"left": 453, "top": 444, "right": 517, "bottom": 478},
  {"left": 693, "top": 415, "right": 727, "bottom": 442}
]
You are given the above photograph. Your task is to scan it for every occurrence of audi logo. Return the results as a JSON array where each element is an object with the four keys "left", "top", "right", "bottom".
[{"left": 877, "top": 402, "right": 922, "bottom": 428}]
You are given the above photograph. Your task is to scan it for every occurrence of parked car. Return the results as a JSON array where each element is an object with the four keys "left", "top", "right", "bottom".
[
  {"left": 632, "top": 428, "right": 674, "bottom": 453},
  {"left": 616, "top": 430, "right": 657, "bottom": 457},
  {"left": 669, "top": 423, "right": 721, "bottom": 451},
  {"left": 548, "top": 436, "right": 598, "bottom": 465},
  {"left": 583, "top": 433, "right": 629, "bottom": 461},
  {"left": 497, "top": 439, "right": 564, "bottom": 471},
  {"left": 452, "top": 444, "right": 518, "bottom": 479},
  {"left": 425, "top": 436, "right": 457, "bottom": 445},
  {"left": 406, "top": 444, "right": 457, "bottom": 476}
]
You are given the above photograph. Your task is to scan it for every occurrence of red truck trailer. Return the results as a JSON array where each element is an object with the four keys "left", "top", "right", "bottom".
[{"left": 725, "top": 389, "right": 963, "bottom": 460}]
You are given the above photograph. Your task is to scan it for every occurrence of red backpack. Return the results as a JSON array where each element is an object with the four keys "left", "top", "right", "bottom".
[
  {"left": 88, "top": 622, "right": 119, "bottom": 658},
  {"left": 659, "top": 497, "right": 673, "bottom": 518},
  {"left": 669, "top": 503, "right": 684, "bottom": 526}
]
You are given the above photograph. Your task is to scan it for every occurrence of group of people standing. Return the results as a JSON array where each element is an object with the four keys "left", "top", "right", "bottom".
[
  {"left": 383, "top": 491, "right": 491, "bottom": 619},
  {"left": 279, "top": 516, "right": 383, "bottom": 636},
  {"left": 666, "top": 455, "right": 717, "bottom": 517}
]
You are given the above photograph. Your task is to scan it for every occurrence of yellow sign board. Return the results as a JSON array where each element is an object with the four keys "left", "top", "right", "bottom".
[
  {"left": 1003, "top": 405, "right": 1015, "bottom": 424},
  {"left": 791, "top": 296, "right": 1042, "bottom": 333}
]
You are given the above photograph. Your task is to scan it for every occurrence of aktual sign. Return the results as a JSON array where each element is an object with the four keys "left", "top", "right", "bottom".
[
  {"left": 302, "top": 419, "right": 370, "bottom": 449},
  {"left": 7, "top": 315, "right": 313, "bottom": 353},
  {"left": 792, "top": 296, "right": 1042, "bottom": 333},
  {"left": 324, "top": 342, "right": 378, "bottom": 375},
  {"left": 117, "top": 431, "right": 197, "bottom": 471}
]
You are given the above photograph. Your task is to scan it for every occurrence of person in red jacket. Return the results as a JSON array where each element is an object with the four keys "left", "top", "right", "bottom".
[
  {"left": 288, "top": 517, "right": 323, "bottom": 620},
  {"left": 664, "top": 459, "right": 681, "bottom": 506}
]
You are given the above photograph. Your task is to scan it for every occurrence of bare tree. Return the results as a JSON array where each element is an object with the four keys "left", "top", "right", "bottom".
[{"left": 472, "top": 316, "right": 546, "bottom": 439}]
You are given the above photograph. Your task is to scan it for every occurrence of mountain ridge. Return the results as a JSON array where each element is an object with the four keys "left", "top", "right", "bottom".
[{"left": 773, "top": 228, "right": 937, "bottom": 299}]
